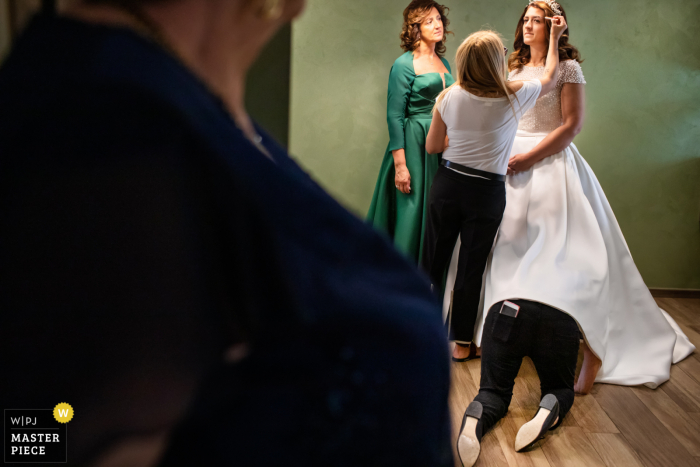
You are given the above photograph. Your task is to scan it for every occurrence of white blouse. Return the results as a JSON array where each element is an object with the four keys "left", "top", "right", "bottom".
[{"left": 438, "top": 79, "right": 541, "bottom": 175}]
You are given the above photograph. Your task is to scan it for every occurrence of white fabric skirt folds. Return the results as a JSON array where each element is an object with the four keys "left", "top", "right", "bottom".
[{"left": 444, "top": 131, "right": 695, "bottom": 388}]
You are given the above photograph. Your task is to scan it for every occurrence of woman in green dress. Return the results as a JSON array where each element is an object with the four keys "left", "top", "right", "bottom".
[{"left": 367, "top": 0, "right": 454, "bottom": 263}]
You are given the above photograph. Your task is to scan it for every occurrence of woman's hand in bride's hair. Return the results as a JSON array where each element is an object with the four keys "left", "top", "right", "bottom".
[
  {"left": 547, "top": 15, "right": 567, "bottom": 40},
  {"left": 508, "top": 153, "right": 535, "bottom": 174}
]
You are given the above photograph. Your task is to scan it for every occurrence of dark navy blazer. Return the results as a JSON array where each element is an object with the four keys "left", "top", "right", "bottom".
[{"left": 0, "top": 14, "right": 452, "bottom": 466}]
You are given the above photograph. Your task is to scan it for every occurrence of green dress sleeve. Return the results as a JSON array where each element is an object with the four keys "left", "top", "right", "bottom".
[{"left": 386, "top": 53, "right": 415, "bottom": 152}]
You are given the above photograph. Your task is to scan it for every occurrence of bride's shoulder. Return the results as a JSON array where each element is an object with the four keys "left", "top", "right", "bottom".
[
  {"left": 560, "top": 60, "right": 586, "bottom": 84},
  {"left": 507, "top": 65, "right": 525, "bottom": 77},
  {"left": 560, "top": 59, "right": 583, "bottom": 69}
]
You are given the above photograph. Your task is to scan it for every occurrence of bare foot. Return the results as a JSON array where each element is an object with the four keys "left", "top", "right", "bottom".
[
  {"left": 453, "top": 343, "right": 472, "bottom": 360},
  {"left": 453, "top": 343, "right": 481, "bottom": 360},
  {"left": 574, "top": 341, "right": 601, "bottom": 394}
]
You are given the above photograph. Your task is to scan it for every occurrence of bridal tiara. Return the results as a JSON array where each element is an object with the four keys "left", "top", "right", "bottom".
[{"left": 528, "top": 0, "right": 562, "bottom": 16}]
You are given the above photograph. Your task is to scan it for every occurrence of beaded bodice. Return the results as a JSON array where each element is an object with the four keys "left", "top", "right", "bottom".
[{"left": 508, "top": 60, "right": 586, "bottom": 134}]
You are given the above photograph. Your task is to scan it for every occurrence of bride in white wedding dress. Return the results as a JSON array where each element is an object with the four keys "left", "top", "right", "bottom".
[{"left": 443, "top": 0, "right": 694, "bottom": 392}]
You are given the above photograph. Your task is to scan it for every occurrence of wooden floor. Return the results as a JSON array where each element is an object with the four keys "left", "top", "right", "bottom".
[{"left": 449, "top": 297, "right": 700, "bottom": 467}]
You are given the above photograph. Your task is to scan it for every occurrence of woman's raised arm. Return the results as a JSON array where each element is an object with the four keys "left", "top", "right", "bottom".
[{"left": 537, "top": 16, "right": 567, "bottom": 97}]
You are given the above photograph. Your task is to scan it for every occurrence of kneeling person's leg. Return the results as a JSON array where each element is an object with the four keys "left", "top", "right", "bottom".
[
  {"left": 530, "top": 302, "right": 580, "bottom": 423},
  {"left": 458, "top": 301, "right": 529, "bottom": 465},
  {"left": 473, "top": 301, "right": 529, "bottom": 434},
  {"left": 512, "top": 301, "right": 577, "bottom": 451}
]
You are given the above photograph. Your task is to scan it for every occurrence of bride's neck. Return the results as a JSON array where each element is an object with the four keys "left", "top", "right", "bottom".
[{"left": 528, "top": 43, "right": 547, "bottom": 67}]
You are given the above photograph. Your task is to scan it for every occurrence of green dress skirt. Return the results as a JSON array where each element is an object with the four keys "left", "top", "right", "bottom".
[{"left": 368, "top": 51, "right": 455, "bottom": 263}]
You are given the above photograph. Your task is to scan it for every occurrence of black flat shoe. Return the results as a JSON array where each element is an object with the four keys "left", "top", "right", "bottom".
[
  {"left": 514, "top": 394, "right": 560, "bottom": 451},
  {"left": 457, "top": 401, "right": 483, "bottom": 467},
  {"left": 451, "top": 355, "right": 479, "bottom": 362}
]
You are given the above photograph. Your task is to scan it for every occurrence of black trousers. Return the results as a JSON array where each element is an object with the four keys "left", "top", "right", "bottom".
[
  {"left": 474, "top": 300, "right": 580, "bottom": 437},
  {"left": 420, "top": 166, "right": 505, "bottom": 342}
]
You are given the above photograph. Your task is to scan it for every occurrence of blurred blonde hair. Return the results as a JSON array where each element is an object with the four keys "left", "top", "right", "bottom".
[{"left": 435, "top": 30, "right": 519, "bottom": 117}]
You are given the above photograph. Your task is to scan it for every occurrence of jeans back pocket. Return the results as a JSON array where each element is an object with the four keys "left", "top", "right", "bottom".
[{"left": 492, "top": 311, "right": 518, "bottom": 342}]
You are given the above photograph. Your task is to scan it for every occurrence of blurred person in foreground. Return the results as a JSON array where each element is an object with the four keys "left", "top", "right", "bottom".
[{"left": 0, "top": 1, "right": 452, "bottom": 465}]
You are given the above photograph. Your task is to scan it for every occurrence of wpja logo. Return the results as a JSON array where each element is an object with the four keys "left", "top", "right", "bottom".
[{"left": 4, "top": 403, "right": 73, "bottom": 463}]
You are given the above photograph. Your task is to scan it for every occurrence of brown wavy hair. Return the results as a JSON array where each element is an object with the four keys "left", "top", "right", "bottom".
[
  {"left": 400, "top": 0, "right": 452, "bottom": 56},
  {"left": 508, "top": 1, "right": 582, "bottom": 72}
]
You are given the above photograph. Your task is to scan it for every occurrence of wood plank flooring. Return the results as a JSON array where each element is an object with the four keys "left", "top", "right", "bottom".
[{"left": 449, "top": 297, "right": 700, "bottom": 467}]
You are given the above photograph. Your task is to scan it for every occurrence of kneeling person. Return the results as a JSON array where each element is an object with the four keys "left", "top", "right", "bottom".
[{"left": 456, "top": 300, "right": 580, "bottom": 466}]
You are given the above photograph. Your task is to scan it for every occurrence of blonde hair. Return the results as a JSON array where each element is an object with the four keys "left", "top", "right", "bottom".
[{"left": 434, "top": 30, "right": 520, "bottom": 118}]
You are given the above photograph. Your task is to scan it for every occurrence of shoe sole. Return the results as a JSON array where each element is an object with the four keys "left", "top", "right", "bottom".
[
  {"left": 457, "top": 402, "right": 483, "bottom": 467},
  {"left": 514, "top": 394, "right": 559, "bottom": 452},
  {"left": 458, "top": 417, "right": 480, "bottom": 467}
]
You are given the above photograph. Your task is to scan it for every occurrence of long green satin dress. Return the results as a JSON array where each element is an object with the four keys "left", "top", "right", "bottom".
[{"left": 367, "top": 51, "right": 455, "bottom": 263}]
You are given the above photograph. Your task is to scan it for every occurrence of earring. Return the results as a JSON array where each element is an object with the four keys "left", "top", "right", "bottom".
[{"left": 260, "top": 0, "right": 284, "bottom": 20}]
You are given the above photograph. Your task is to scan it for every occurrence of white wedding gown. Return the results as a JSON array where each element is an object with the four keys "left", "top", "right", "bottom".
[{"left": 443, "top": 60, "right": 695, "bottom": 388}]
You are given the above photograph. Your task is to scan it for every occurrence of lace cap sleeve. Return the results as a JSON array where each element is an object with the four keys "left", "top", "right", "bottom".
[{"left": 560, "top": 60, "right": 586, "bottom": 84}]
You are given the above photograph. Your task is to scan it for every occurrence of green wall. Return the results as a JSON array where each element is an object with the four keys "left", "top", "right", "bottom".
[
  {"left": 290, "top": 0, "right": 700, "bottom": 289},
  {"left": 247, "top": 24, "right": 291, "bottom": 147}
]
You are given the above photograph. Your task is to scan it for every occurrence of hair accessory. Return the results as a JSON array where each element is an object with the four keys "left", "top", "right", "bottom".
[{"left": 528, "top": 0, "right": 562, "bottom": 16}]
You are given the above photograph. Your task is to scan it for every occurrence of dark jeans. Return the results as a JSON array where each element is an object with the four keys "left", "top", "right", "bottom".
[
  {"left": 420, "top": 166, "right": 505, "bottom": 342},
  {"left": 474, "top": 300, "right": 580, "bottom": 437}
]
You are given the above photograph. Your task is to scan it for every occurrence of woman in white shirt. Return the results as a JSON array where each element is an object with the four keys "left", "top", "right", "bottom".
[{"left": 422, "top": 21, "right": 567, "bottom": 361}]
